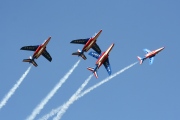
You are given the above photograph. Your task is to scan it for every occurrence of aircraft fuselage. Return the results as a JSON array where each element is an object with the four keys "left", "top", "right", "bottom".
[
  {"left": 82, "top": 29, "right": 102, "bottom": 52},
  {"left": 33, "top": 37, "right": 51, "bottom": 59},
  {"left": 96, "top": 43, "right": 114, "bottom": 68},
  {"left": 145, "top": 47, "right": 164, "bottom": 58}
]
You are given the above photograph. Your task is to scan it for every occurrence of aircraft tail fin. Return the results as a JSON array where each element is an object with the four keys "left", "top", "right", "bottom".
[
  {"left": 23, "top": 56, "right": 38, "bottom": 67},
  {"left": 137, "top": 56, "right": 144, "bottom": 64},
  {"left": 72, "top": 49, "right": 87, "bottom": 60},
  {"left": 87, "top": 67, "right": 98, "bottom": 78}
]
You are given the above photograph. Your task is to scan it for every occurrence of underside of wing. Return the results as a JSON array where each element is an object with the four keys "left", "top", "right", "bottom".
[
  {"left": 20, "top": 45, "right": 39, "bottom": 51},
  {"left": 143, "top": 48, "right": 151, "bottom": 54},
  {"left": 92, "top": 43, "right": 101, "bottom": 54},
  {"left": 42, "top": 50, "right": 52, "bottom": 62},
  {"left": 88, "top": 51, "right": 100, "bottom": 59},
  {"left": 70, "top": 38, "right": 89, "bottom": 44},
  {"left": 149, "top": 57, "right": 154, "bottom": 65},
  {"left": 103, "top": 58, "right": 111, "bottom": 75}
]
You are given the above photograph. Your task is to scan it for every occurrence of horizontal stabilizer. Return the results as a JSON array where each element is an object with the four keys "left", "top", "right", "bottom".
[
  {"left": 23, "top": 59, "right": 31, "bottom": 62},
  {"left": 31, "top": 60, "right": 38, "bottom": 67},
  {"left": 23, "top": 58, "right": 38, "bottom": 67},
  {"left": 72, "top": 52, "right": 81, "bottom": 56},
  {"left": 87, "top": 67, "right": 94, "bottom": 72},
  {"left": 87, "top": 67, "right": 98, "bottom": 78},
  {"left": 80, "top": 54, "right": 87, "bottom": 60},
  {"left": 72, "top": 50, "right": 87, "bottom": 60},
  {"left": 137, "top": 56, "right": 144, "bottom": 64}
]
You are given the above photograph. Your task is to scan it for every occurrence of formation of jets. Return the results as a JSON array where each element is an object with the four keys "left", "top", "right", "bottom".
[{"left": 20, "top": 30, "right": 165, "bottom": 78}]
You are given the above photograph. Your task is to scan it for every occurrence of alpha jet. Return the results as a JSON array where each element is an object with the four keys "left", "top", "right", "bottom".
[
  {"left": 137, "top": 47, "right": 165, "bottom": 65},
  {"left": 20, "top": 37, "right": 52, "bottom": 67},
  {"left": 87, "top": 43, "right": 114, "bottom": 78},
  {"left": 70, "top": 30, "right": 102, "bottom": 60}
]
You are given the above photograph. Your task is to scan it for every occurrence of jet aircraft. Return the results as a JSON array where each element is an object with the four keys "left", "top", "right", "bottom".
[
  {"left": 137, "top": 47, "right": 165, "bottom": 65},
  {"left": 20, "top": 37, "right": 52, "bottom": 67},
  {"left": 87, "top": 43, "right": 114, "bottom": 78},
  {"left": 70, "top": 30, "right": 102, "bottom": 60}
]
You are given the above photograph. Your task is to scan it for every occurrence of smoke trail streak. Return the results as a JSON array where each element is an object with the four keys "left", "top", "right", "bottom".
[
  {"left": 26, "top": 60, "right": 80, "bottom": 120},
  {"left": 53, "top": 74, "right": 93, "bottom": 120},
  {"left": 0, "top": 66, "right": 32, "bottom": 109},
  {"left": 38, "top": 62, "right": 137, "bottom": 120},
  {"left": 38, "top": 106, "right": 62, "bottom": 120},
  {"left": 77, "top": 62, "right": 137, "bottom": 99},
  {"left": 38, "top": 75, "right": 93, "bottom": 120}
]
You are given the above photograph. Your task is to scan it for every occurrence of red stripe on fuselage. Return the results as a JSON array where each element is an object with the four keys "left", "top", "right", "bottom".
[
  {"left": 33, "top": 38, "right": 51, "bottom": 59},
  {"left": 145, "top": 47, "right": 164, "bottom": 58},
  {"left": 82, "top": 38, "right": 96, "bottom": 52},
  {"left": 33, "top": 45, "right": 44, "bottom": 59},
  {"left": 82, "top": 30, "right": 102, "bottom": 52},
  {"left": 96, "top": 52, "right": 108, "bottom": 68},
  {"left": 145, "top": 51, "right": 156, "bottom": 58}
]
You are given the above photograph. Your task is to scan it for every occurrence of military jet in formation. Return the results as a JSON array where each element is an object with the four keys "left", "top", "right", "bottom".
[
  {"left": 70, "top": 30, "right": 102, "bottom": 60},
  {"left": 87, "top": 43, "right": 114, "bottom": 78},
  {"left": 137, "top": 47, "right": 165, "bottom": 65},
  {"left": 20, "top": 37, "right": 52, "bottom": 67}
]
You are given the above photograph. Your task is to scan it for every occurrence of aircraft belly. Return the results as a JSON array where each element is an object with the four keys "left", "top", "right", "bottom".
[
  {"left": 146, "top": 53, "right": 155, "bottom": 58},
  {"left": 85, "top": 42, "right": 94, "bottom": 52},
  {"left": 84, "top": 46, "right": 90, "bottom": 52},
  {"left": 96, "top": 55, "right": 107, "bottom": 68},
  {"left": 34, "top": 48, "right": 44, "bottom": 59}
]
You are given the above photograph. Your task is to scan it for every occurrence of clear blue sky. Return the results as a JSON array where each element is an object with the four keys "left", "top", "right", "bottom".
[{"left": 0, "top": 0, "right": 179, "bottom": 120}]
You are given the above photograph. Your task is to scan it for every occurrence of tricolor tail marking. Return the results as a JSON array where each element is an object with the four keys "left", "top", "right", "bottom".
[
  {"left": 87, "top": 67, "right": 98, "bottom": 78},
  {"left": 137, "top": 56, "right": 143, "bottom": 64}
]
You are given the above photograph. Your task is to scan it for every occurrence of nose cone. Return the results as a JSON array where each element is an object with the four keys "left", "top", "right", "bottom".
[
  {"left": 99, "top": 29, "right": 102, "bottom": 33},
  {"left": 110, "top": 43, "right": 115, "bottom": 48},
  {"left": 106, "top": 43, "right": 115, "bottom": 54},
  {"left": 156, "top": 47, "right": 165, "bottom": 53},
  {"left": 160, "top": 47, "right": 165, "bottom": 51},
  {"left": 94, "top": 29, "right": 102, "bottom": 39}
]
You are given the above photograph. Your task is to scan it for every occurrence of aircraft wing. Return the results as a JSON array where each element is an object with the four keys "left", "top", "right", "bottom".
[
  {"left": 92, "top": 43, "right": 101, "bottom": 54},
  {"left": 20, "top": 45, "right": 39, "bottom": 51},
  {"left": 88, "top": 51, "right": 100, "bottom": 59},
  {"left": 143, "top": 49, "right": 151, "bottom": 54},
  {"left": 70, "top": 38, "right": 89, "bottom": 44},
  {"left": 103, "top": 58, "right": 111, "bottom": 75},
  {"left": 42, "top": 50, "right": 52, "bottom": 62},
  {"left": 149, "top": 57, "right": 154, "bottom": 65}
]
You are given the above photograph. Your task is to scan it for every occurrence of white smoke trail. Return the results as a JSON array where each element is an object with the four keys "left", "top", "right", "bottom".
[
  {"left": 53, "top": 74, "right": 93, "bottom": 120},
  {"left": 77, "top": 62, "right": 137, "bottom": 99},
  {"left": 38, "top": 75, "right": 93, "bottom": 120},
  {"left": 0, "top": 66, "right": 32, "bottom": 109},
  {"left": 38, "top": 106, "right": 62, "bottom": 120},
  {"left": 39, "top": 62, "right": 137, "bottom": 120},
  {"left": 26, "top": 60, "right": 80, "bottom": 120}
]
